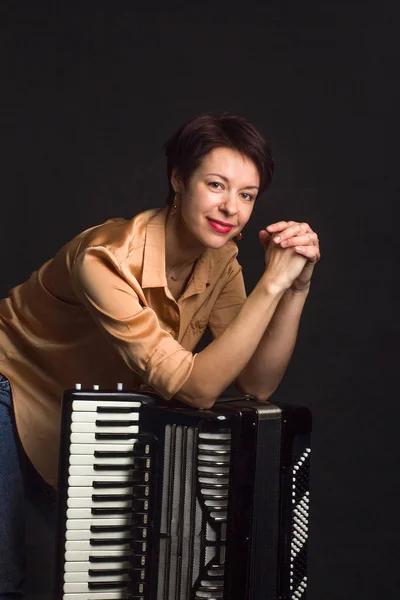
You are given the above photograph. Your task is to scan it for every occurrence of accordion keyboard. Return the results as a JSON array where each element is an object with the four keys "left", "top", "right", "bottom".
[
  {"left": 56, "top": 389, "right": 313, "bottom": 600},
  {"left": 62, "top": 393, "right": 148, "bottom": 600}
]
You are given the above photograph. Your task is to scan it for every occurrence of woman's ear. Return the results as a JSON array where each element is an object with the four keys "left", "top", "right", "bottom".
[{"left": 171, "top": 168, "right": 183, "bottom": 194}]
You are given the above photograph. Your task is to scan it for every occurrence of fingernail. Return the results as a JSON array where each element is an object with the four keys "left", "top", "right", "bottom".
[{"left": 274, "top": 236, "right": 280, "bottom": 243}]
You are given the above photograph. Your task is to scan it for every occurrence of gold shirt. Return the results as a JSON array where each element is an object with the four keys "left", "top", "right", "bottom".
[{"left": 0, "top": 207, "right": 246, "bottom": 487}]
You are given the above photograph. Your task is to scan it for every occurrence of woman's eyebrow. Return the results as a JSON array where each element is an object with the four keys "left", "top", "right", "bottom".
[{"left": 205, "top": 172, "right": 259, "bottom": 190}]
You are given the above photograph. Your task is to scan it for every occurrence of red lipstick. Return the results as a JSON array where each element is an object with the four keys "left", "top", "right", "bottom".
[{"left": 208, "top": 218, "right": 234, "bottom": 234}]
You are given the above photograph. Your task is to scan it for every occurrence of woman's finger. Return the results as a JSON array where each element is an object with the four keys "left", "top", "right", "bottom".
[
  {"left": 266, "top": 221, "right": 295, "bottom": 232},
  {"left": 258, "top": 230, "right": 271, "bottom": 248},
  {"left": 294, "top": 245, "right": 321, "bottom": 262},
  {"left": 280, "top": 232, "right": 319, "bottom": 248},
  {"left": 272, "top": 222, "right": 313, "bottom": 243}
]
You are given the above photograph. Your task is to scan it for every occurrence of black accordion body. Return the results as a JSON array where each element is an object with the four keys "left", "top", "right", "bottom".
[{"left": 55, "top": 388, "right": 312, "bottom": 600}]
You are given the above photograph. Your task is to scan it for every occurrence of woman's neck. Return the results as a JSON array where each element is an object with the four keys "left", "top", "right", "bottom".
[{"left": 164, "top": 208, "right": 205, "bottom": 272}]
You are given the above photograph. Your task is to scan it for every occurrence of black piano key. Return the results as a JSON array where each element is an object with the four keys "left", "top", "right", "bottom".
[
  {"left": 89, "top": 526, "right": 147, "bottom": 538},
  {"left": 89, "top": 554, "right": 131, "bottom": 563},
  {"left": 88, "top": 568, "right": 130, "bottom": 577},
  {"left": 91, "top": 507, "right": 133, "bottom": 515},
  {"left": 91, "top": 524, "right": 131, "bottom": 533},
  {"left": 92, "top": 494, "right": 133, "bottom": 502},
  {"left": 89, "top": 581, "right": 129, "bottom": 590},
  {"left": 97, "top": 406, "right": 137, "bottom": 413},
  {"left": 87, "top": 568, "right": 146, "bottom": 583},
  {"left": 91, "top": 491, "right": 150, "bottom": 503},
  {"left": 90, "top": 554, "right": 146, "bottom": 568},
  {"left": 93, "top": 481, "right": 133, "bottom": 489},
  {"left": 94, "top": 463, "right": 133, "bottom": 471},
  {"left": 94, "top": 450, "right": 135, "bottom": 458},
  {"left": 90, "top": 538, "right": 133, "bottom": 546},
  {"left": 95, "top": 433, "right": 139, "bottom": 440},
  {"left": 96, "top": 420, "right": 138, "bottom": 427}
]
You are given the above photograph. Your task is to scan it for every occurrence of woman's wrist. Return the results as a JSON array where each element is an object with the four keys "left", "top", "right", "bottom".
[
  {"left": 258, "top": 272, "right": 289, "bottom": 299},
  {"left": 288, "top": 282, "right": 311, "bottom": 296}
]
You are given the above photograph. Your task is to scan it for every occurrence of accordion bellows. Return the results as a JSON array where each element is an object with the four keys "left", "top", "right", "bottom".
[{"left": 55, "top": 389, "right": 312, "bottom": 600}]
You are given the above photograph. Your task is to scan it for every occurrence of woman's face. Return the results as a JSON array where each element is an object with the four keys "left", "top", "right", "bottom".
[{"left": 172, "top": 147, "right": 260, "bottom": 250}]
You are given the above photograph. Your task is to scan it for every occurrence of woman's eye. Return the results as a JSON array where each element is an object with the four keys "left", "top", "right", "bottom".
[
  {"left": 241, "top": 193, "right": 254, "bottom": 201},
  {"left": 209, "top": 181, "right": 223, "bottom": 189}
]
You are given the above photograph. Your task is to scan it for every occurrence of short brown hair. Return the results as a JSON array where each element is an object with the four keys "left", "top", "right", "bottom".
[{"left": 164, "top": 113, "right": 274, "bottom": 205}]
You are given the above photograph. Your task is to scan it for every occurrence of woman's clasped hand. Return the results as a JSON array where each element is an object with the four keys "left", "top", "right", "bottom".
[{"left": 259, "top": 220, "right": 321, "bottom": 293}]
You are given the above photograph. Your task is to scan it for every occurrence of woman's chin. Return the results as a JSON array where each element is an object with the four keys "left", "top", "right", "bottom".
[{"left": 201, "top": 233, "right": 234, "bottom": 250}]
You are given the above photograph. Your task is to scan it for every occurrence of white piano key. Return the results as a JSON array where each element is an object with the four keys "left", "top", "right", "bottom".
[
  {"left": 66, "top": 517, "right": 130, "bottom": 530},
  {"left": 66, "top": 528, "right": 132, "bottom": 541},
  {"left": 65, "top": 549, "right": 131, "bottom": 562},
  {"left": 64, "top": 571, "right": 130, "bottom": 583},
  {"left": 63, "top": 592, "right": 130, "bottom": 600},
  {"left": 70, "top": 443, "right": 135, "bottom": 455},
  {"left": 70, "top": 433, "right": 137, "bottom": 444},
  {"left": 65, "top": 560, "right": 131, "bottom": 572},
  {"left": 71, "top": 411, "right": 139, "bottom": 423},
  {"left": 65, "top": 539, "right": 131, "bottom": 551},
  {"left": 72, "top": 400, "right": 141, "bottom": 411},
  {"left": 68, "top": 475, "right": 132, "bottom": 487},
  {"left": 67, "top": 497, "right": 133, "bottom": 508},
  {"left": 69, "top": 454, "right": 134, "bottom": 466},
  {"left": 68, "top": 465, "right": 134, "bottom": 477},
  {"left": 66, "top": 508, "right": 131, "bottom": 519},
  {"left": 71, "top": 423, "right": 139, "bottom": 434},
  {"left": 67, "top": 486, "right": 133, "bottom": 497}
]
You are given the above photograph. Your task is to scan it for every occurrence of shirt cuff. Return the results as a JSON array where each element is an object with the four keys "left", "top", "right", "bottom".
[{"left": 144, "top": 340, "right": 197, "bottom": 400}]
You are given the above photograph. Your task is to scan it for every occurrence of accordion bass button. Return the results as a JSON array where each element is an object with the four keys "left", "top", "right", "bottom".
[{"left": 130, "top": 540, "right": 147, "bottom": 554}]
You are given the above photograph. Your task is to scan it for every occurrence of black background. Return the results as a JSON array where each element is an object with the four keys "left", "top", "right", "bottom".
[{"left": 1, "top": 2, "right": 399, "bottom": 598}]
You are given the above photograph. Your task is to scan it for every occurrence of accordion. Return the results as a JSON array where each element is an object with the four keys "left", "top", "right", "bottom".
[{"left": 55, "top": 386, "right": 312, "bottom": 600}]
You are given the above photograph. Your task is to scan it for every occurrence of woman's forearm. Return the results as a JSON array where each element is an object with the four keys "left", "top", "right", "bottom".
[
  {"left": 176, "top": 274, "right": 286, "bottom": 408},
  {"left": 235, "top": 286, "right": 310, "bottom": 401}
]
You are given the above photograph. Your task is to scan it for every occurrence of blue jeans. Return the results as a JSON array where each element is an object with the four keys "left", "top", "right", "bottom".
[
  {"left": 0, "top": 374, "right": 57, "bottom": 599},
  {"left": 0, "top": 374, "right": 26, "bottom": 598}
]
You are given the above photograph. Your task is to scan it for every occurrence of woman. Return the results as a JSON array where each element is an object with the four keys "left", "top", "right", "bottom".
[{"left": 0, "top": 113, "right": 320, "bottom": 597}]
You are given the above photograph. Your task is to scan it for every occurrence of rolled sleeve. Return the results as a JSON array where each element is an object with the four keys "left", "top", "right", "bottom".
[
  {"left": 208, "top": 258, "right": 247, "bottom": 339},
  {"left": 71, "top": 246, "right": 196, "bottom": 400}
]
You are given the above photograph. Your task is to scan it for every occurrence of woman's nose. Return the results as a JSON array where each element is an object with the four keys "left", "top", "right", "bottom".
[{"left": 220, "top": 194, "right": 238, "bottom": 215}]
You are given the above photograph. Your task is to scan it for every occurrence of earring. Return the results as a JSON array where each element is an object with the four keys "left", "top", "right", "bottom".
[
  {"left": 170, "top": 193, "right": 177, "bottom": 217},
  {"left": 236, "top": 231, "right": 243, "bottom": 241}
]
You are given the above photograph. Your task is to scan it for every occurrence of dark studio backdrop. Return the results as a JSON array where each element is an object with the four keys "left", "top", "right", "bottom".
[{"left": 1, "top": 1, "right": 398, "bottom": 599}]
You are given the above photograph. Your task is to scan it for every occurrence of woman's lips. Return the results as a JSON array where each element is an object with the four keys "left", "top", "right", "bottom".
[{"left": 207, "top": 219, "right": 234, "bottom": 234}]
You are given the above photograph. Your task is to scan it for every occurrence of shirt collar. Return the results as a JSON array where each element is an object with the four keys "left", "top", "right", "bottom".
[{"left": 141, "top": 206, "right": 211, "bottom": 297}]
